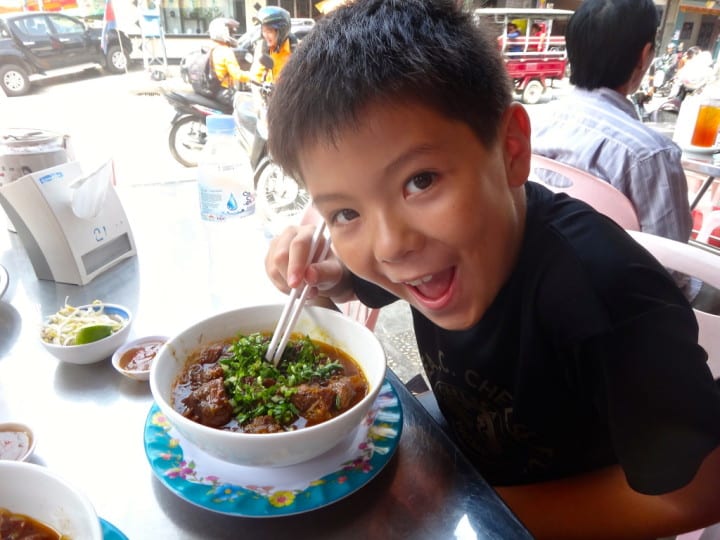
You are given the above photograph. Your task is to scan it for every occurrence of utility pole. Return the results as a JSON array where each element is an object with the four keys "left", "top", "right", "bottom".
[{"left": 659, "top": 0, "right": 682, "bottom": 48}]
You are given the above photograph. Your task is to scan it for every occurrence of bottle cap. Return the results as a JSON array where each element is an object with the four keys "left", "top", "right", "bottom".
[{"left": 206, "top": 114, "right": 236, "bottom": 135}]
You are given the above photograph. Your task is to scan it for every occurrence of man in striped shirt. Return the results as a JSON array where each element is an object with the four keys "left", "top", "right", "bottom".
[{"left": 532, "top": 0, "right": 694, "bottom": 294}]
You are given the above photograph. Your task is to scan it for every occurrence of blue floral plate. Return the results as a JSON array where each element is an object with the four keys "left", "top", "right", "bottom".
[
  {"left": 144, "top": 379, "right": 403, "bottom": 517},
  {"left": 100, "top": 518, "right": 128, "bottom": 539}
]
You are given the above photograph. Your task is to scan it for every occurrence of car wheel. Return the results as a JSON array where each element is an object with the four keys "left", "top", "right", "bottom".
[
  {"left": 522, "top": 80, "right": 545, "bottom": 105},
  {"left": 256, "top": 162, "right": 310, "bottom": 234},
  {"left": 105, "top": 45, "right": 128, "bottom": 74},
  {"left": 169, "top": 116, "right": 207, "bottom": 168},
  {"left": 0, "top": 64, "right": 30, "bottom": 97}
]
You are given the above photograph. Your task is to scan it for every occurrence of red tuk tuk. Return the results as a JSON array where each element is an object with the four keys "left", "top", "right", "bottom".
[{"left": 474, "top": 8, "right": 573, "bottom": 104}]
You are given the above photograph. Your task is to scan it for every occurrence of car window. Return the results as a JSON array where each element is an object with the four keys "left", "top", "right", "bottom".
[
  {"left": 11, "top": 16, "right": 50, "bottom": 38},
  {"left": 0, "top": 22, "right": 11, "bottom": 39},
  {"left": 48, "top": 15, "right": 84, "bottom": 34}
]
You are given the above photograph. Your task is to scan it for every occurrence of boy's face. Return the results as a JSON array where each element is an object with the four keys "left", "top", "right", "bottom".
[{"left": 301, "top": 101, "right": 531, "bottom": 330}]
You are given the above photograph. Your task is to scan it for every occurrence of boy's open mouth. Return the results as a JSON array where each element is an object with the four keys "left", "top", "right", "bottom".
[{"left": 404, "top": 267, "right": 455, "bottom": 304}]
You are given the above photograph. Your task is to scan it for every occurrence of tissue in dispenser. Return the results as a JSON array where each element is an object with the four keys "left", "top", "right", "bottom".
[{"left": 0, "top": 160, "right": 136, "bottom": 285}]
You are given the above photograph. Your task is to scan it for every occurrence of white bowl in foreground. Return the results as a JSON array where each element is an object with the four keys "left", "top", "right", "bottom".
[
  {"left": 150, "top": 304, "right": 387, "bottom": 467},
  {"left": 40, "top": 303, "right": 132, "bottom": 365},
  {"left": 0, "top": 461, "right": 102, "bottom": 539}
]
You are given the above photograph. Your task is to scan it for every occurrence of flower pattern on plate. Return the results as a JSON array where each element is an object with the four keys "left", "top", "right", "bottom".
[{"left": 144, "top": 380, "right": 403, "bottom": 517}]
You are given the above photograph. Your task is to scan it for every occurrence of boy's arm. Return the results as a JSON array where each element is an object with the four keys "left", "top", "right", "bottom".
[
  {"left": 496, "top": 445, "right": 720, "bottom": 540},
  {"left": 214, "top": 47, "right": 248, "bottom": 86}
]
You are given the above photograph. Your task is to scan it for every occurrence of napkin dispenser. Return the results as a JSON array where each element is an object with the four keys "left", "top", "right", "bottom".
[{"left": 0, "top": 160, "right": 136, "bottom": 285}]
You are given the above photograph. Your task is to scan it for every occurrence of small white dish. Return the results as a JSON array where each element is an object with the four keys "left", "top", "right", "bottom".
[
  {"left": 0, "top": 422, "right": 35, "bottom": 461},
  {"left": 112, "top": 335, "right": 168, "bottom": 381},
  {"left": 683, "top": 144, "right": 720, "bottom": 155},
  {"left": 40, "top": 303, "right": 132, "bottom": 365}
]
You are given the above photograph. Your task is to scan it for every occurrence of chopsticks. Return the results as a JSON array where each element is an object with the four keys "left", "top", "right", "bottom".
[{"left": 265, "top": 221, "right": 331, "bottom": 366}]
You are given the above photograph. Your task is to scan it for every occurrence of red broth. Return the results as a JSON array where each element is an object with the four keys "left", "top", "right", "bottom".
[{"left": 0, "top": 507, "right": 66, "bottom": 540}]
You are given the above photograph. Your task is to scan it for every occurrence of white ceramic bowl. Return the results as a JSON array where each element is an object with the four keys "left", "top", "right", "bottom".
[
  {"left": 40, "top": 303, "right": 132, "bottom": 365},
  {"left": 112, "top": 335, "right": 168, "bottom": 381},
  {"left": 150, "top": 304, "right": 387, "bottom": 467},
  {"left": 0, "top": 422, "right": 36, "bottom": 461},
  {"left": 0, "top": 461, "right": 102, "bottom": 539}
]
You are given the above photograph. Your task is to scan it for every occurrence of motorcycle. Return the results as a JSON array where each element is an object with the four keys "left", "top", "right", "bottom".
[
  {"left": 164, "top": 54, "right": 309, "bottom": 229},
  {"left": 631, "top": 85, "right": 681, "bottom": 126},
  {"left": 650, "top": 54, "right": 678, "bottom": 98},
  {"left": 233, "top": 57, "right": 310, "bottom": 231},
  {"left": 161, "top": 87, "right": 233, "bottom": 168}
]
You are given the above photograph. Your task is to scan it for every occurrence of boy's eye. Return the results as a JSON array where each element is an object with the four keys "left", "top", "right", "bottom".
[
  {"left": 331, "top": 208, "right": 359, "bottom": 225},
  {"left": 405, "top": 172, "right": 436, "bottom": 195}
]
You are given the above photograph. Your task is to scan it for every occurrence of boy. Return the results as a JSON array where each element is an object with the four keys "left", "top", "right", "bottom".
[{"left": 264, "top": 0, "right": 720, "bottom": 537}]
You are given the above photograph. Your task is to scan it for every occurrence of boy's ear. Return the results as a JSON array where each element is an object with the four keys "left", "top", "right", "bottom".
[{"left": 501, "top": 103, "right": 532, "bottom": 188}]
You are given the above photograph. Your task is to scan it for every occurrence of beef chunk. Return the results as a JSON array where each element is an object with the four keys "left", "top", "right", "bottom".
[
  {"left": 329, "top": 376, "right": 359, "bottom": 410},
  {"left": 198, "top": 343, "right": 225, "bottom": 364},
  {"left": 187, "top": 361, "right": 225, "bottom": 386},
  {"left": 181, "top": 378, "right": 233, "bottom": 427},
  {"left": 291, "top": 384, "right": 335, "bottom": 414},
  {"left": 243, "top": 415, "right": 284, "bottom": 434}
]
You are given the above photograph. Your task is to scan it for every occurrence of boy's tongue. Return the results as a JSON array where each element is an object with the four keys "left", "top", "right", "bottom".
[{"left": 414, "top": 268, "right": 453, "bottom": 299}]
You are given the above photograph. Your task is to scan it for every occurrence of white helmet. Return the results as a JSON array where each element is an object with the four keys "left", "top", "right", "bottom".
[{"left": 208, "top": 17, "right": 239, "bottom": 46}]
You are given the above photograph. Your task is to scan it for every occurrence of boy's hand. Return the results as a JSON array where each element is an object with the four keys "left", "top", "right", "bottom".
[{"left": 265, "top": 224, "right": 353, "bottom": 302}]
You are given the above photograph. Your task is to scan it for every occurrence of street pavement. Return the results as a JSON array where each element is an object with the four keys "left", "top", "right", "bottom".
[{"left": 0, "top": 63, "right": 572, "bottom": 385}]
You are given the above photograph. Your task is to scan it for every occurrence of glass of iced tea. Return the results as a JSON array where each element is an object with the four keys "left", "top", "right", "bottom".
[{"left": 691, "top": 98, "right": 720, "bottom": 147}]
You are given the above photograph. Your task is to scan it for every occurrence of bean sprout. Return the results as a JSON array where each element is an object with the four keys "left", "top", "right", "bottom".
[{"left": 41, "top": 299, "right": 126, "bottom": 346}]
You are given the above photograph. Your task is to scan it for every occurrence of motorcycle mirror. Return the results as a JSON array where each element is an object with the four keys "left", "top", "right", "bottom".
[{"left": 260, "top": 54, "right": 274, "bottom": 70}]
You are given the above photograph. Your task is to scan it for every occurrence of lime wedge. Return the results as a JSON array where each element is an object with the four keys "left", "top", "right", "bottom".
[{"left": 75, "top": 325, "right": 114, "bottom": 345}]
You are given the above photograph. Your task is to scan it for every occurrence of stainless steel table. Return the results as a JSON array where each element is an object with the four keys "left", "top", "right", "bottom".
[
  {"left": 0, "top": 181, "right": 531, "bottom": 539},
  {"left": 682, "top": 152, "right": 720, "bottom": 210}
]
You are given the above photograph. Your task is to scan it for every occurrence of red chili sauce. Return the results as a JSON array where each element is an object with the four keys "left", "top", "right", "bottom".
[{"left": 119, "top": 340, "right": 165, "bottom": 372}]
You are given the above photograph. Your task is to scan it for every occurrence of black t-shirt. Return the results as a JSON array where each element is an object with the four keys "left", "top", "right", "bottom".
[{"left": 353, "top": 181, "right": 720, "bottom": 495}]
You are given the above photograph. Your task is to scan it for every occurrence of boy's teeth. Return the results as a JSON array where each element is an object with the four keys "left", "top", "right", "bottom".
[{"left": 407, "top": 275, "right": 433, "bottom": 286}]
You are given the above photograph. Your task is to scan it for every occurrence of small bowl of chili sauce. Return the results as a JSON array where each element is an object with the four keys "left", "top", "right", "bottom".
[
  {"left": 0, "top": 422, "right": 35, "bottom": 462},
  {"left": 112, "top": 335, "right": 168, "bottom": 381}
]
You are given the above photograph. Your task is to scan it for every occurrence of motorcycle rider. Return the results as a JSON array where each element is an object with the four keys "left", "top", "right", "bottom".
[
  {"left": 649, "top": 42, "right": 678, "bottom": 96},
  {"left": 239, "top": 6, "right": 295, "bottom": 85},
  {"left": 205, "top": 9, "right": 294, "bottom": 107},
  {"left": 207, "top": 17, "right": 244, "bottom": 107}
]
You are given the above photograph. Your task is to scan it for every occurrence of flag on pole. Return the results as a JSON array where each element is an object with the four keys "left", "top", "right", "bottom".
[{"left": 100, "top": 0, "right": 116, "bottom": 55}]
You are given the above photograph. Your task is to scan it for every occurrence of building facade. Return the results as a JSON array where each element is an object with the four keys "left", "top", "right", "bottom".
[{"left": 97, "top": 0, "right": 717, "bottom": 61}]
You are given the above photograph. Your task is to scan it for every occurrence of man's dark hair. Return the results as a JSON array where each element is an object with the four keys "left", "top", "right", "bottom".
[
  {"left": 567, "top": 0, "right": 658, "bottom": 90},
  {"left": 267, "top": 0, "right": 512, "bottom": 183}
]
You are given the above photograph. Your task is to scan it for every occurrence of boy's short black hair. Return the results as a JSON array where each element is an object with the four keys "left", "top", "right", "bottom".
[
  {"left": 567, "top": 0, "right": 658, "bottom": 90},
  {"left": 267, "top": 0, "right": 512, "bottom": 183}
]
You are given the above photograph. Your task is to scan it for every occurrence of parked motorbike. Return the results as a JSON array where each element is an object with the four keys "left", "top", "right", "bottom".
[
  {"left": 631, "top": 86, "right": 681, "bottom": 125},
  {"left": 161, "top": 87, "right": 233, "bottom": 168}
]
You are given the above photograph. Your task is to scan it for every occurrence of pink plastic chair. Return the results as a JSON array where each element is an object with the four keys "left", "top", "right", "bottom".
[
  {"left": 626, "top": 230, "right": 720, "bottom": 378},
  {"left": 299, "top": 207, "right": 380, "bottom": 332},
  {"left": 529, "top": 154, "right": 641, "bottom": 231},
  {"left": 676, "top": 524, "right": 720, "bottom": 540},
  {"left": 626, "top": 230, "right": 720, "bottom": 540}
]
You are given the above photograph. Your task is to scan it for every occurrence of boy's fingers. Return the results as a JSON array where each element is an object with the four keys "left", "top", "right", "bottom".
[
  {"left": 264, "top": 224, "right": 327, "bottom": 291},
  {"left": 305, "top": 258, "right": 345, "bottom": 292}
]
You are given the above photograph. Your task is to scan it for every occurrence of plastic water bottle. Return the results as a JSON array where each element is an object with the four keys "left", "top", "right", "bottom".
[
  {"left": 197, "top": 114, "right": 255, "bottom": 221},
  {"left": 197, "top": 114, "right": 264, "bottom": 307}
]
